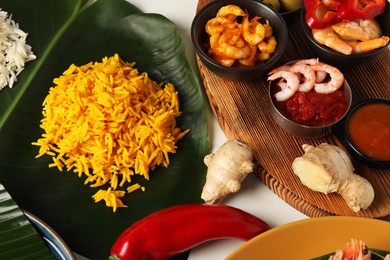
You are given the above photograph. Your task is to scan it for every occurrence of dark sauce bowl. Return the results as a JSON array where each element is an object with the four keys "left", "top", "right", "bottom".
[{"left": 342, "top": 99, "right": 390, "bottom": 169}]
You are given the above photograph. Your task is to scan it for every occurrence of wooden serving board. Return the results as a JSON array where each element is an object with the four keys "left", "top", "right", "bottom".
[{"left": 196, "top": 0, "right": 390, "bottom": 218}]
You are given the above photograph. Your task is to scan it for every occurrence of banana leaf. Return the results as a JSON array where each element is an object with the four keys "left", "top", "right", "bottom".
[
  {"left": 0, "top": 183, "right": 55, "bottom": 259},
  {"left": 0, "top": 0, "right": 209, "bottom": 259}
]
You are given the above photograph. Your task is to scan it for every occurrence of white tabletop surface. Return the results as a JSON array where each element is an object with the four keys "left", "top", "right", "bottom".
[
  {"left": 75, "top": 0, "right": 388, "bottom": 259},
  {"left": 122, "top": 0, "right": 307, "bottom": 259}
]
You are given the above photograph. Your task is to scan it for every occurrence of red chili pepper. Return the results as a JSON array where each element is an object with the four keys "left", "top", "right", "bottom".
[
  {"left": 109, "top": 204, "right": 271, "bottom": 260},
  {"left": 304, "top": 0, "right": 342, "bottom": 29}
]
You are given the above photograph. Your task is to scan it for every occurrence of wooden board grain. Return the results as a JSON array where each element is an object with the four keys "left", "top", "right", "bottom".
[{"left": 196, "top": 0, "right": 390, "bottom": 217}]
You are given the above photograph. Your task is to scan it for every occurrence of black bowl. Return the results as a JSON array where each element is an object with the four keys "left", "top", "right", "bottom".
[
  {"left": 343, "top": 99, "right": 390, "bottom": 168},
  {"left": 300, "top": 1, "right": 390, "bottom": 68},
  {"left": 191, "top": 0, "right": 288, "bottom": 81}
]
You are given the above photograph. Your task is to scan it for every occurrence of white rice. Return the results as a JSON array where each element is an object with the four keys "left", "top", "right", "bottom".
[{"left": 0, "top": 9, "right": 36, "bottom": 90}]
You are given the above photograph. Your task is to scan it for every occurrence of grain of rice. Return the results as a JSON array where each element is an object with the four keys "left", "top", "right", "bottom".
[
  {"left": 32, "top": 54, "right": 189, "bottom": 212},
  {"left": 0, "top": 9, "right": 36, "bottom": 90}
]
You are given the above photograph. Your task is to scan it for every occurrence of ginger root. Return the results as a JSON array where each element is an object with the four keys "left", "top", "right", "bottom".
[
  {"left": 292, "top": 143, "right": 374, "bottom": 212},
  {"left": 201, "top": 140, "right": 255, "bottom": 204}
]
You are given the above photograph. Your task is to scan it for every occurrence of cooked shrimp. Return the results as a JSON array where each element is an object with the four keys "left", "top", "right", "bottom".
[
  {"left": 258, "top": 52, "right": 271, "bottom": 61},
  {"left": 329, "top": 239, "right": 371, "bottom": 260},
  {"left": 216, "top": 4, "right": 246, "bottom": 21},
  {"left": 289, "top": 63, "right": 316, "bottom": 92},
  {"left": 331, "top": 20, "right": 369, "bottom": 41},
  {"left": 257, "top": 36, "right": 277, "bottom": 53},
  {"left": 219, "top": 28, "right": 243, "bottom": 46},
  {"left": 205, "top": 17, "right": 236, "bottom": 35},
  {"left": 242, "top": 16, "right": 265, "bottom": 45},
  {"left": 331, "top": 19, "right": 383, "bottom": 42},
  {"left": 268, "top": 65, "right": 291, "bottom": 75},
  {"left": 312, "top": 28, "right": 353, "bottom": 55},
  {"left": 310, "top": 64, "right": 344, "bottom": 94},
  {"left": 217, "top": 41, "right": 251, "bottom": 60},
  {"left": 238, "top": 43, "right": 257, "bottom": 67},
  {"left": 296, "top": 58, "right": 327, "bottom": 83},
  {"left": 268, "top": 71, "right": 299, "bottom": 101},
  {"left": 210, "top": 53, "right": 235, "bottom": 67},
  {"left": 348, "top": 35, "right": 389, "bottom": 53},
  {"left": 263, "top": 20, "right": 273, "bottom": 38},
  {"left": 359, "top": 19, "right": 383, "bottom": 40}
]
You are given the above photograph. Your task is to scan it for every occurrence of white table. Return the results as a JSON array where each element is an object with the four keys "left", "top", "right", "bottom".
[
  {"left": 77, "top": 1, "right": 388, "bottom": 259},
  {"left": 126, "top": 1, "right": 308, "bottom": 259}
]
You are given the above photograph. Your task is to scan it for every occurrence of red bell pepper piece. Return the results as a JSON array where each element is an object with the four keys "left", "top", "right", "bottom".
[
  {"left": 337, "top": 0, "right": 358, "bottom": 20},
  {"left": 304, "top": 0, "right": 342, "bottom": 29},
  {"left": 349, "top": 0, "right": 385, "bottom": 19},
  {"left": 338, "top": 0, "right": 386, "bottom": 20},
  {"left": 109, "top": 204, "right": 271, "bottom": 260}
]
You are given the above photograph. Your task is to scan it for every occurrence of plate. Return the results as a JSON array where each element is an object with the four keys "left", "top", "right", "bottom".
[
  {"left": 24, "top": 211, "right": 75, "bottom": 260},
  {"left": 226, "top": 216, "right": 390, "bottom": 260}
]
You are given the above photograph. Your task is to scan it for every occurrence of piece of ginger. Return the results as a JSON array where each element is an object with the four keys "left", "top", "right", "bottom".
[
  {"left": 201, "top": 140, "right": 255, "bottom": 204},
  {"left": 292, "top": 143, "right": 374, "bottom": 212}
]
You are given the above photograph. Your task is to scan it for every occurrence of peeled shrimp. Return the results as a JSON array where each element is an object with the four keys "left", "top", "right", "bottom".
[
  {"left": 216, "top": 4, "right": 246, "bottom": 21},
  {"left": 267, "top": 71, "right": 299, "bottom": 101},
  {"left": 238, "top": 43, "right": 258, "bottom": 67},
  {"left": 347, "top": 36, "right": 389, "bottom": 53},
  {"left": 329, "top": 239, "right": 371, "bottom": 260},
  {"left": 295, "top": 58, "right": 327, "bottom": 83},
  {"left": 289, "top": 63, "right": 316, "bottom": 92},
  {"left": 359, "top": 19, "right": 383, "bottom": 39},
  {"left": 312, "top": 28, "right": 353, "bottom": 55},
  {"left": 205, "top": 17, "right": 237, "bottom": 35},
  {"left": 312, "top": 18, "right": 389, "bottom": 55},
  {"left": 242, "top": 16, "right": 265, "bottom": 45},
  {"left": 210, "top": 29, "right": 251, "bottom": 60},
  {"left": 263, "top": 20, "right": 273, "bottom": 38},
  {"left": 332, "top": 19, "right": 382, "bottom": 41},
  {"left": 257, "top": 36, "right": 277, "bottom": 53},
  {"left": 205, "top": 4, "right": 277, "bottom": 67},
  {"left": 310, "top": 63, "right": 344, "bottom": 94}
]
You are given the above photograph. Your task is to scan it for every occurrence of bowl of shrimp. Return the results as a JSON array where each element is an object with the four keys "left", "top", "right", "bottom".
[
  {"left": 267, "top": 59, "right": 352, "bottom": 139},
  {"left": 191, "top": 0, "right": 288, "bottom": 81},
  {"left": 300, "top": 1, "right": 390, "bottom": 67}
]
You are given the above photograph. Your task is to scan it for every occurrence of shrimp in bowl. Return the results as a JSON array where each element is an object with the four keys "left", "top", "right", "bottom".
[{"left": 267, "top": 59, "right": 352, "bottom": 138}]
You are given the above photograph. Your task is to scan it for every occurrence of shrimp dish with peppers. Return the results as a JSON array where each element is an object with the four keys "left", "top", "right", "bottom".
[
  {"left": 328, "top": 239, "right": 390, "bottom": 260},
  {"left": 204, "top": 4, "right": 278, "bottom": 68},
  {"left": 312, "top": 18, "right": 389, "bottom": 55},
  {"left": 268, "top": 59, "right": 348, "bottom": 126},
  {"left": 303, "top": 0, "right": 389, "bottom": 55}
]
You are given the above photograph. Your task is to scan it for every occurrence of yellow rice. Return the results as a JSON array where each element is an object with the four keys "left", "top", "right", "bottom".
[{"left": 32, "top": 54, "right": 189, "bottom": 211}]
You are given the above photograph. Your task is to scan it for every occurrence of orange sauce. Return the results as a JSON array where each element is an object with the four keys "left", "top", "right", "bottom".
[{"left": 347, "top": 102, "right": 390, "bottom": 161}]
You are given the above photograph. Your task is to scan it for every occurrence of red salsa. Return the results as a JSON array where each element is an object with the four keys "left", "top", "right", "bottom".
[{"left": 273, "top": 88, "right": 348, "bottom": 126}]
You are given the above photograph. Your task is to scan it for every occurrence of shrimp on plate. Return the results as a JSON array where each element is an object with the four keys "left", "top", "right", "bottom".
[
  {"left": 267, "top": 70, "right": 299, "bottom": 101},
  {"left": 310, "top": 63, "right": 344, "bottom": 94}
]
